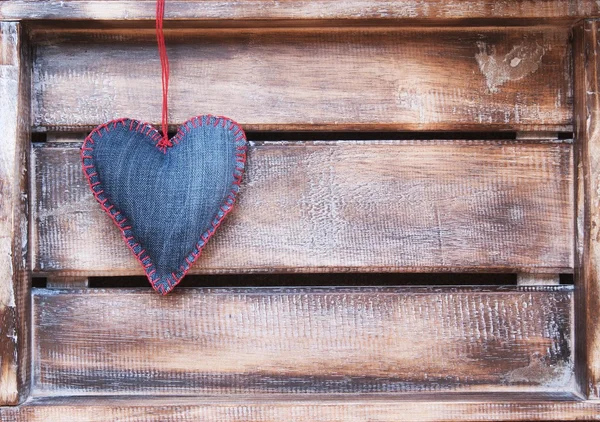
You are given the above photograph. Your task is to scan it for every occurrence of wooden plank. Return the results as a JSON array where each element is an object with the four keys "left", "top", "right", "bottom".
[
  {"left": 31, "top": 27, "right": 572, "bottom": 132},
  {"left": 46, "top": 277, "right": 89, "bottom": 289},
  {"left": 31, "top": 287, "right": 574, "bottom": 396},
  {"left": 573, "top": 19, "right": 600, "bottom": 400},
  {"left": 516, "top": 132, "right": 560, "bottom": 141},
  {"left": 3, "top": 396, "right": 600, "bottom": 422},
  {"left": 1, "top": 0, "right": 600, "bottom": 22},
  {"left": 0, "top": 22, "right": 30, "bottom": 405},
  {"left": 32, "top": 139, "right": 573, "bottom": 276},
  {"left": 517, "top": 274, "right": 561, "bottom": 286}
]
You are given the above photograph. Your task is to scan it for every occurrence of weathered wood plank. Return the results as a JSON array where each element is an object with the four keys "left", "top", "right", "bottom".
[
  {"left": 517, "top": 274, "right": 561, "bottom": 286},
  {"left": 0, "top": 22, "right": 30, "bottom": 405},
  {"left": 31, "top": 27, "right": 572, "bottom": 132},
  {"left": 573, "top": 19, "right": 600, "bottom": 400},
  {"left": 3, "top": 396, "right": 600, "bottom": 422},
  {"left": 31, "top": 287, "right": 574, "bottom": 396},
  {"left": 1, "top": 0, "right": 600, "bottom": 22},
  {"left": 46, "top": 277, "right": 88, "bottom": 289},
  {"left": 32, "top": 140, "right": 573, "bottom": 276}
]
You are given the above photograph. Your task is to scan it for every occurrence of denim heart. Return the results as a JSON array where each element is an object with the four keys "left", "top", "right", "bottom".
[{"left": 81, "top": 115, "right": 247, "bottom": 294}]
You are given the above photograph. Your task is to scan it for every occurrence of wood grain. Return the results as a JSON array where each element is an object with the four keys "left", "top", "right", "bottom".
[
  {"left": 573, "top": 19, "right": 600, "bottom": 400},
  {"left": 3, "top": 396, "right": 600, "bottom": 422},
  {"left": 1, "top": 0, "right": 600, "bottom": 22},
  {"left": 517, "top": 274, "right": 560, "bottom": 286},
  {"left": 32, "top": 140, "right": 573, "bottom": 276},
  {"left": 0, "top": 22, "right": 30, "bottom": 405},
  {"left": 46, "top": 277, "right": 89, "bottom": 289},
  {"left": 31, "top": 27, "right": 572, "bottom": 132},
  {"left": 31, "top": 287, "right": 574, "bottom": 396}
]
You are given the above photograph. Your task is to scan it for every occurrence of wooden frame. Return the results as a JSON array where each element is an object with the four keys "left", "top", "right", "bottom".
[
  {"left": 3, "top": 1, "right": 600, "bottom": 420},
  {"left": 574, "top": 18, "right": 600, "bottom": 401},
  {"left": 0, "top": 21, "right": 30, "bottom": 406},
  {"left": 2, "top": 0, "right": 600, "bottom": 23}
]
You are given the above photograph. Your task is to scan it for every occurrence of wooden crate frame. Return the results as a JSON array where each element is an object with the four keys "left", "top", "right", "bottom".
[{"left": 3, "top": 1, "right": 600, "bottom": 420}]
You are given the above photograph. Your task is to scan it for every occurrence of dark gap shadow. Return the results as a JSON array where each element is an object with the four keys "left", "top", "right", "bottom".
[
  {"left": 558, "top": 132, "right": 574, "bottom": 139},
  {"left": 247, "top": 131, "right": 519, "bottom": 141},
  {"left": 32, "top": 131, "right": 575, "bottom": 142},
  {"left": 31, "top": 277, "right": 47, "bottom": 288},
  {"left": 560, "top": 274, "right": 574, "bottom": 285},
  {"left": 31, "top": 133, "right": 47, "bottom": 143},
  {"left": 89, "top": 273, "right": 518, "bottom": 288}
]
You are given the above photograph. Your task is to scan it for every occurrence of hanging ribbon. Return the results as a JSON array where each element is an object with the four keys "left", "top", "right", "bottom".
[{"left": 156, "top": 0, "right": 171, "bottom": 148}]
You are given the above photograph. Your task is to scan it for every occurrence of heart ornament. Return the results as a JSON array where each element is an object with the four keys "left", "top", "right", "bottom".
[{"left": 81, "top": 115, "right": 247, "bottom": 294}]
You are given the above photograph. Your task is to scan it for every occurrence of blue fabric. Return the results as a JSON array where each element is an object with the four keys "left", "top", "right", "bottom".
[{"left": 81, "top": 115, "right": 247, "bottom": 294}]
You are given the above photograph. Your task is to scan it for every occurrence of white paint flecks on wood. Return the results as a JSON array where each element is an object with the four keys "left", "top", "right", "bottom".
[
  {"left": 31, "top": 27, "right": 572, "bottom": 131},
  {"left": 0, "top": 21, "right": 30, "bottom": 405},
  {"left": 2, "top": 396, "right": 600, "bottom": 422},
  {"left": 31, "top": 140, "right": 573, "bottom": 276},
  {"left": 475, "top": 40, "right": 546, "bottom": 93},
  {"left": 31, "top": 287, "right": 573, "bottom": 396},
  {"left": 1, "top": 0, "right": 600, "bottom": 22},
  {"left": 573, "top": 19, "right": 600, "bottom": 400},
  {"left": 0, "top": 2, "right": 590, "bottom": 410},
  {"left": 46, "top": 277, "right": 89, "bottom": 289},
  {"left": 517, "top": 274, "right": 561, "bottom": 286}
]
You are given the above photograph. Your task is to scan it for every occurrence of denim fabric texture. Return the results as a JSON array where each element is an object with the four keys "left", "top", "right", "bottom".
[{"left": 81, "top": 115, "right": 247, "bottom": 295}]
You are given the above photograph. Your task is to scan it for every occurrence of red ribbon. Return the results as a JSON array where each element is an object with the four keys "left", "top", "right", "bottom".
[{"left": 156, "top": 0, "right": 172, "bottom": 148}]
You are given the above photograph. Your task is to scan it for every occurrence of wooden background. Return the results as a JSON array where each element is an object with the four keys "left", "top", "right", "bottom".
[{"left": 2, "top": 1, "right": 600, "bottom": 420}]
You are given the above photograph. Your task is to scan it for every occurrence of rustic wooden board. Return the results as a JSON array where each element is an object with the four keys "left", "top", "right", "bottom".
[
  {"left": 0, "top": 22, "right": 30, "bottom": 405},
  {"left": 31, "top": 27, "right": 572, "bottom": 132},
  {"left": 2, "top": 0, "right": 600, "bottom": 22},
  {"left": 32, "top": 287, "right": 574, "bottom": 396},
  {"left": 573, "top": 19, "right": 600, "bottom": 400},
  {"left": 32, "top": 140, "right": 573, "bottom": 276},
  {"left": 3, "top": 396, "right": 600, "bottom": 422}
]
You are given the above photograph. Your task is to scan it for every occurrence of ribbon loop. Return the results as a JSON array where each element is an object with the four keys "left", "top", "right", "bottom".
[{"left": 156, "top": 0, "right": 171, "bottom": 148}]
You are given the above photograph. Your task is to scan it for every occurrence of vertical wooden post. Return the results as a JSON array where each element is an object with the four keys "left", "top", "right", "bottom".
[
  {"left": 574, "top": 19, "right": 600, "bottom": 400},
  {"left": 0, "top": 22, "right": 30, "bottom": 405}
]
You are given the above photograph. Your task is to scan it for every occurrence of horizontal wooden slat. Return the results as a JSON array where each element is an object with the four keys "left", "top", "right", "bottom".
[
  {"left": 8, "top": 396, "right": 600, "bottom": 422},
  {"left": 31, "top": 27, "right": 572, "bottom": 131},
  {"left": 2, "top": 0, "right": 600, "bottom": 22},
  {"left": 4, "top": 396, "right": 600, "bottom": 422},
  {"left": 32, "top": 140, "right": 573, "bottom": 276},
  {"left": 32, "top": 286, "right": 574, "bottom": 396}
]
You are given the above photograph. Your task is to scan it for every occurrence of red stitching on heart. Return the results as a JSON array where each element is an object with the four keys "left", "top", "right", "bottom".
[{"left": 81, "top": 114, "right": 247, "bottom": 295}]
